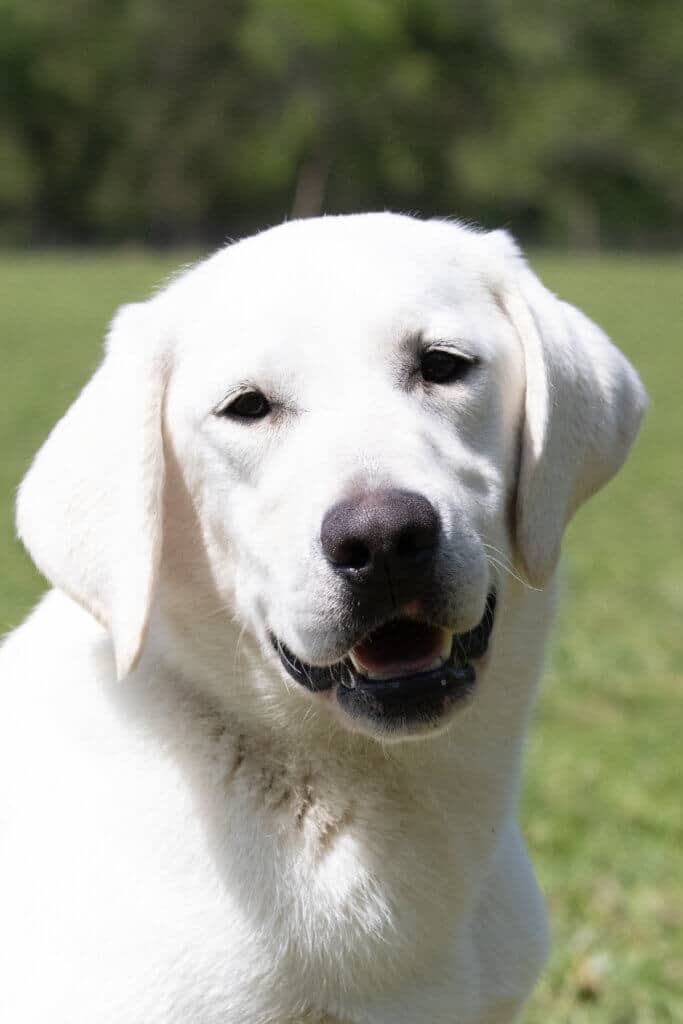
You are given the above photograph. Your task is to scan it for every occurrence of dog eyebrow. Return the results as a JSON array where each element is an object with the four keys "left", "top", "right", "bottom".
[
  {"left": 399, "top": 329, "right": 478, "bottom": 363},
  {"left": 212, "top": 382, "right": 253, "bottom": 415},
  {"left": 420, "top": 337, "right": 479, "bottom": 361}
]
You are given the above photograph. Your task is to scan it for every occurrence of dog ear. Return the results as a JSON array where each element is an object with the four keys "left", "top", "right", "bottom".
[
  {"left": 490, "top": 231, "right": 647, "bottom": 587},
  {"left": 17, "top": 302, "right": 169, "bottom": 679}
]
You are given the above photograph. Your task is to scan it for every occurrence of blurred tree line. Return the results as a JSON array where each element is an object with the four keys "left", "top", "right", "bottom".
[{"left": 1, "top": 0, "right": 681, "bottom": 247}]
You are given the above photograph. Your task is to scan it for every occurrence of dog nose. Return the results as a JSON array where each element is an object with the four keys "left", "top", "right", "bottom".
[{"left": 320, "top": 489, "right": 440, "bottom": 584}]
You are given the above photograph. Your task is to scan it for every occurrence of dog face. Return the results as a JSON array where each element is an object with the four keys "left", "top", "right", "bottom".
[
  {"left": 17, "top": 214, "right": 647, "bottom": 740},
  {"left": 163, "top": 216, "right": 524, "bottom": 736}
]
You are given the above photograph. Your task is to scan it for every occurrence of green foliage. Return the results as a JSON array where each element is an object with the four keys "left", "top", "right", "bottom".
[
  {"left": 0, "top": 1, "right": 681, "bottom": 245},
  {"left": 1, "top": 251, "right": 681, "bottom": 1020}
]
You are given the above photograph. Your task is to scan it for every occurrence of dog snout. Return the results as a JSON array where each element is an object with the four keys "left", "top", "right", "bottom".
[{"left": 320, "top": 489, "right": 440, "bottom": 589}]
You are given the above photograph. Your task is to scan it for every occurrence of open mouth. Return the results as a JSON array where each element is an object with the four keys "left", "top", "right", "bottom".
[{"left": 272, "top": 591, "right": 497, "bottom": 733}]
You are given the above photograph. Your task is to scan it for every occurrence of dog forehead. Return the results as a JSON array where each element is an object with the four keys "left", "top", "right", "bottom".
[{"left": 166, "top": 214, "right": 507, "bottom": 393}]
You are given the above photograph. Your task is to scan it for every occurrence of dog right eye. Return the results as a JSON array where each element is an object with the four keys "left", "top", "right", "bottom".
[{"left": 215, "top": 390, "right": 271, "bottom": 420}]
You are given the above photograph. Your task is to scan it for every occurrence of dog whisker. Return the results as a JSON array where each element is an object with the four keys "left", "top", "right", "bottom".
[{"left": 482, "top": 542, "right": 540, "bottom": 592}]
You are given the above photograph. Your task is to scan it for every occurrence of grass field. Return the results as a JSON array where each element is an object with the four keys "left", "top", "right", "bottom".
[{"left": 2, "top": 251, "right": 681, "bottom": 1022}]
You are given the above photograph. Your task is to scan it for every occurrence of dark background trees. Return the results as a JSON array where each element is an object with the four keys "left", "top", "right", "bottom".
[{"left": 1, "top": 0, "right": 681, "bottom": 247}]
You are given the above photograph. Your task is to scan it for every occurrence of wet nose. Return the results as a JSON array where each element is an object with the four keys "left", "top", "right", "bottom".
[{"left": 320, "top": 489, "right": 440, "bottom": 586}]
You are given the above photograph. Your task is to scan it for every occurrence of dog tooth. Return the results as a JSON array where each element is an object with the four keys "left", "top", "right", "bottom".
[
  {"left": 348, "top": 651, "right": 366, "bottom": 675},
  {"left": 440, "top": 631, "right": 454, "bottom": 659}
]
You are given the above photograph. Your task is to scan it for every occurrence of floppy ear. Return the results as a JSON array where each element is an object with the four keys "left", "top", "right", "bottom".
[
  {"left": 491, "top": 232, "right": 648, "bottom": 587},
  {"left": 17, "top": 302, "right": 168, "bottom": 678}
]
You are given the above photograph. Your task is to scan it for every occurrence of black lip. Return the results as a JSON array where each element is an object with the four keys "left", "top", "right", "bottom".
[
  {"left": 270, "top": 591, "right": 497, "bottom": 731},
  {"left": 336, "top": 659, "right": 476, "bottom": 733}
]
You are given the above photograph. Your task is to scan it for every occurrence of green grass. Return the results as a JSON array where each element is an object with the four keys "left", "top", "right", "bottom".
[
  {"left": 519, "top": 257, "right": 683, "bottom": 1024},
  {"left": 1, "top": 251, "right": 681, "bottom": 1021}
]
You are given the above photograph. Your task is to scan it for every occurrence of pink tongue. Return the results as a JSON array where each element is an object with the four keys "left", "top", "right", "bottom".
[{"left": 352, "top": 619, "right": 444, "bottom": 675}]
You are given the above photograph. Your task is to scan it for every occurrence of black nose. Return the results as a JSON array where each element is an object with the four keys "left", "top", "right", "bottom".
[{"left": 320, "top": 489, "right": 440, "bottom": 585}]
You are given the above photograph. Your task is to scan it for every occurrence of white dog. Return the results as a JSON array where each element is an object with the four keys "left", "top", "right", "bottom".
[{"left": 0, "top": 214, "right": 646, "bottom": 1023}]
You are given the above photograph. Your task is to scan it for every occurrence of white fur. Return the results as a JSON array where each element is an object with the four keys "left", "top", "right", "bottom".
[{"left": 1, "top": 214, "right": 646, "bottom": 1023}]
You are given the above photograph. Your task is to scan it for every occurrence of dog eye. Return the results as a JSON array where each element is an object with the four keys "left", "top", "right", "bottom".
[
  {"left": 216, "top": 390, "right": 271, "bottom": 420},
  {"left": 420, "top": 348, "right": 475, "bottom": 384}
]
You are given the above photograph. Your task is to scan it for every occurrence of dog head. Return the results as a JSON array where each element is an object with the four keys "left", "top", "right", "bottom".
[{"left": 17, "top": 214, "right": 646, "bottom": 739}]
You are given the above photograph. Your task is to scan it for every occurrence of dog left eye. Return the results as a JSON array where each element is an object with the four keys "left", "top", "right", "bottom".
[
  {"left": 420, "top": 349, "right": 475, "bottom": 384},
  {"left": 216, "top": 390, "right": 271, "bottom": 420}
]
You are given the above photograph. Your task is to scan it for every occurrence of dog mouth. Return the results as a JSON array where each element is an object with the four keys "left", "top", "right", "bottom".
[{"left": 271, "top": 592, "right": 496, "bottom": 733}]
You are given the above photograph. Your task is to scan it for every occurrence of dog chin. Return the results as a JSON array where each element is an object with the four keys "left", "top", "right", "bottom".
[{"left": 325, "top": 671, "right": 481, "bottom": 741}]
